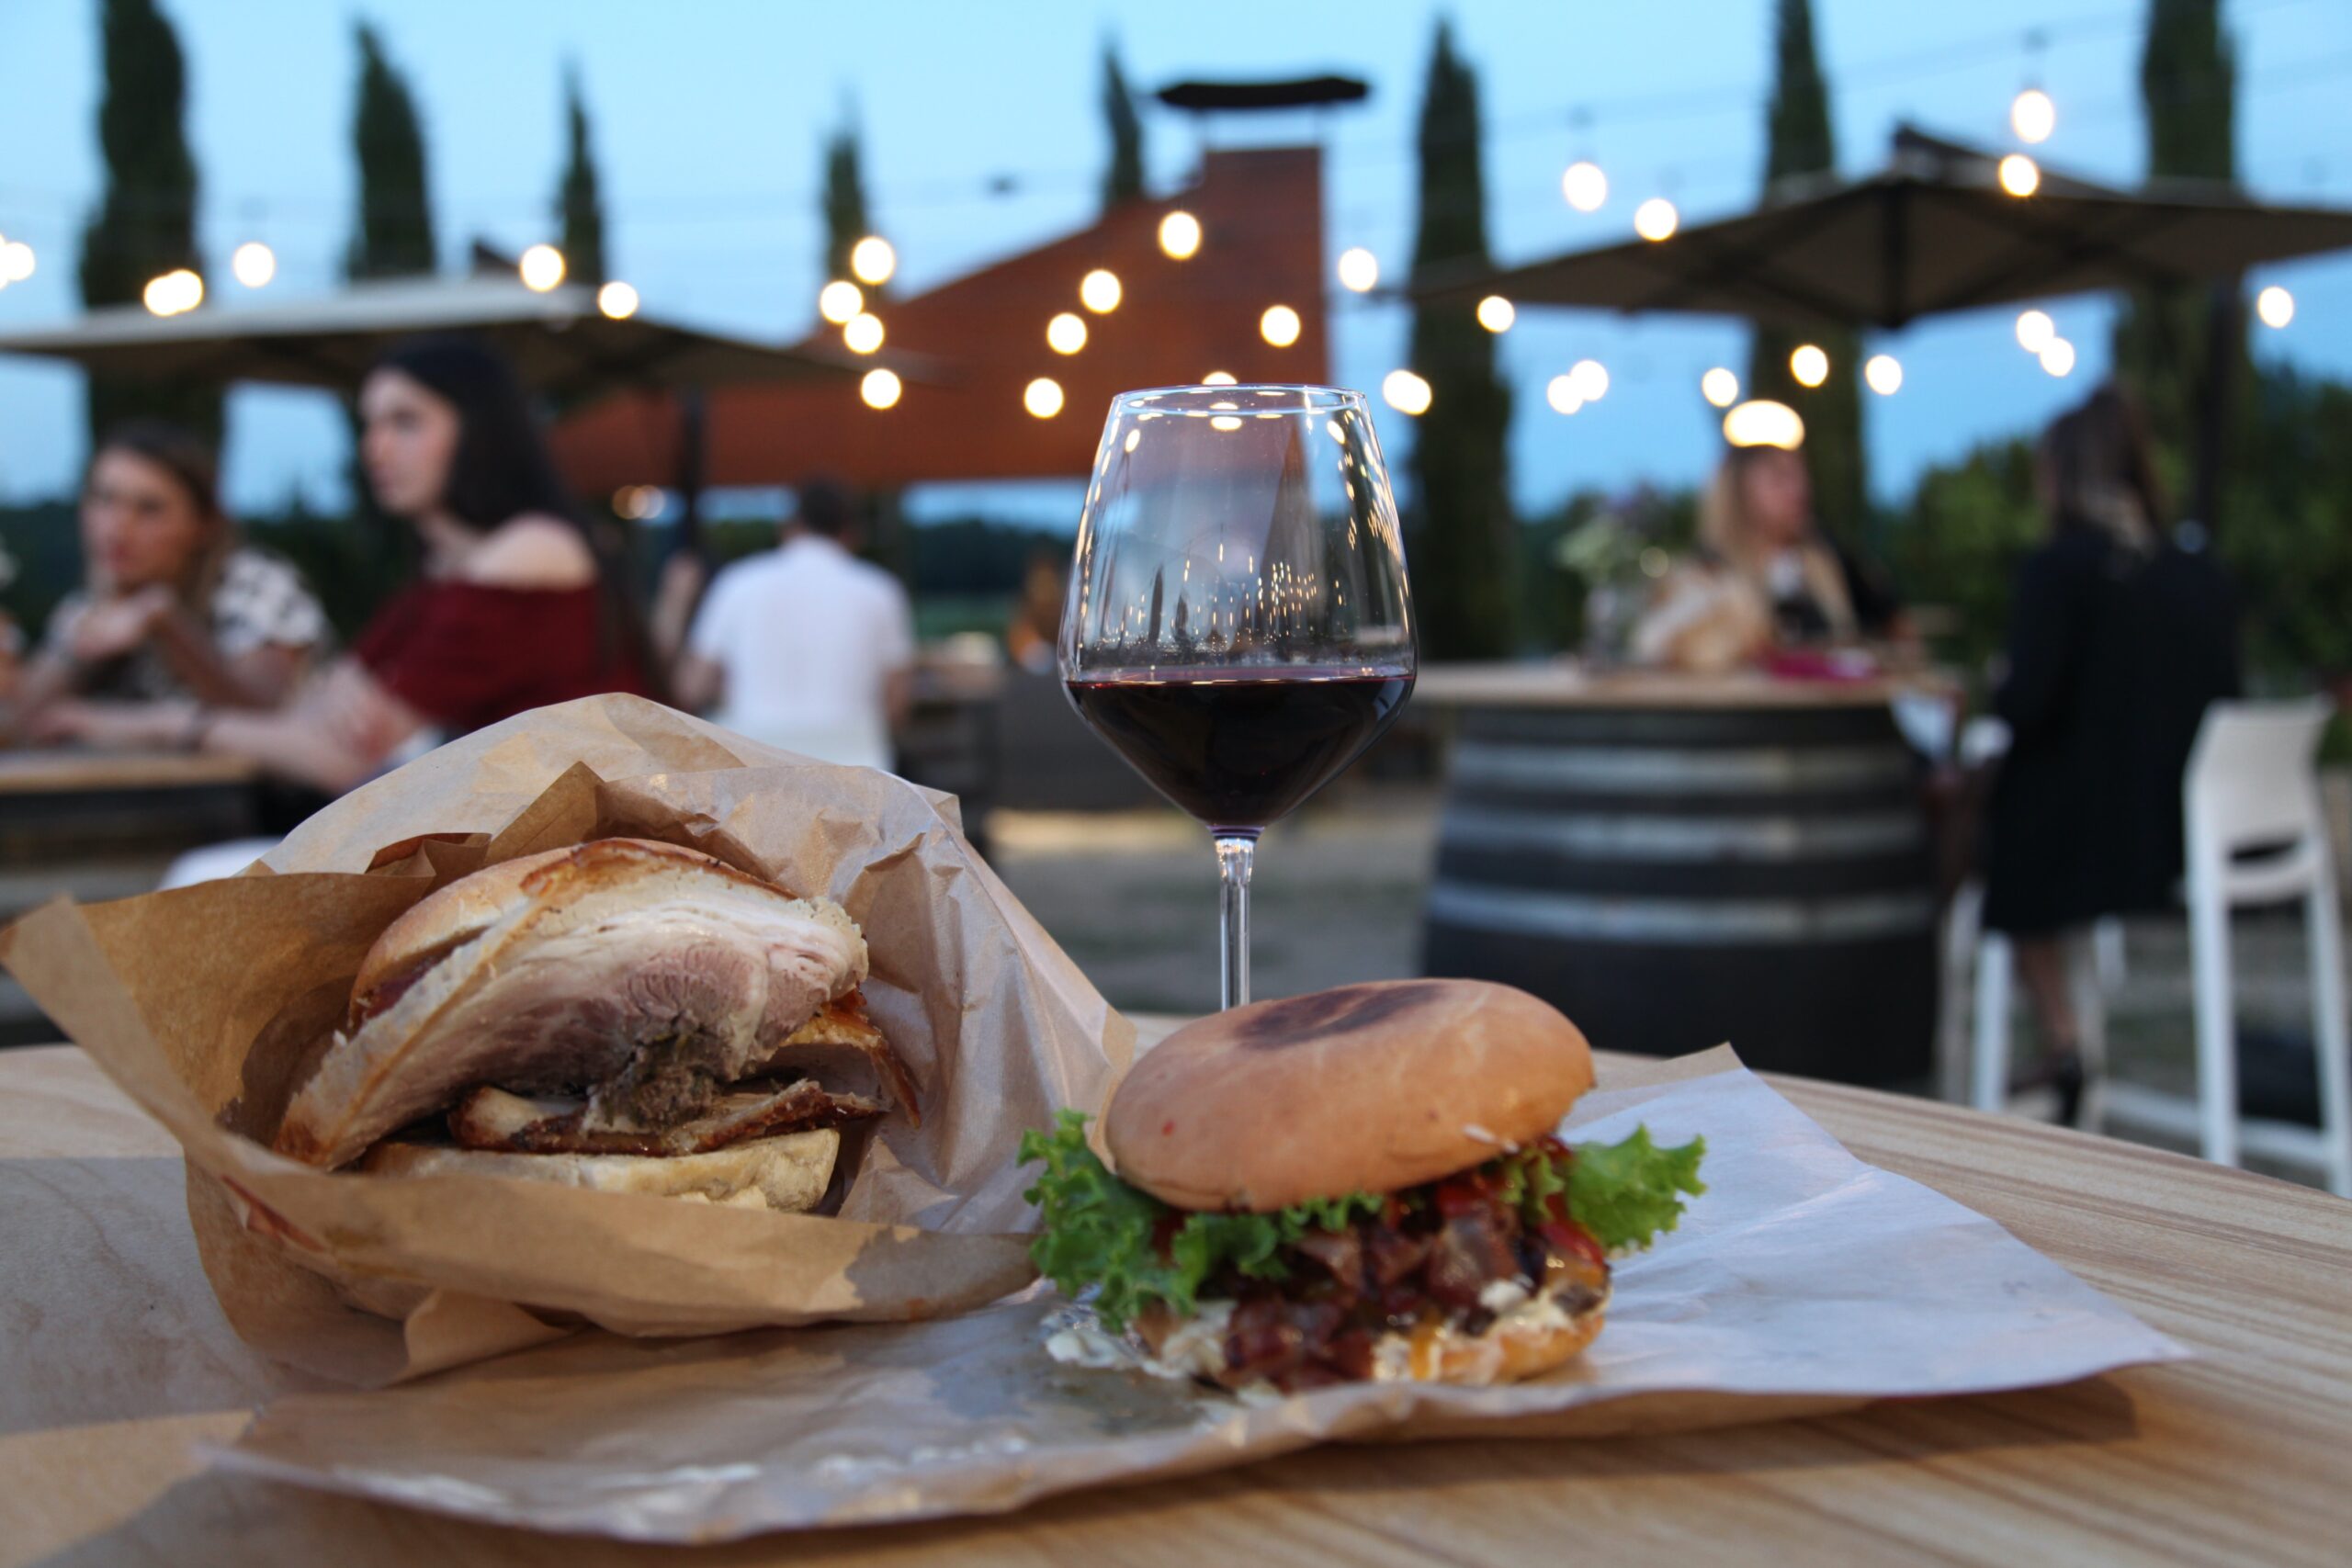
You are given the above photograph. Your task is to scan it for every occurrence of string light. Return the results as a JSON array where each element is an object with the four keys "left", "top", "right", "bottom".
[
  {"left": 518, "top": 243, "right": 566, "bottom": 291},
  {"left": 1790, "top": 344, "right": 1829, "bottom": 387},
  {"left": 842, "top": 311, "right": 885, "bottom": 353},
  {"left": 1562, "top": 160, "right": 1607, "bottom": 212},
  {"left": 1476, "top": 296, "right": 1516, "bottom": 333},
  {"left": 1864, "top": 354, "right": 1904, "bottom": 395},
  {"left": 1046, "top": 311, "right": 1088, "bottom": 354},
  {"left": 1261, "top": 304, "right": 1302, "bottom": 347},
  {"left": 1570, "top": 358, "right": 1609, "bottom": 402},
  {"left": 1336, "top": 246, "right": 1379, "bottom": 292},
  {"left": 596, "top": 280, "right": 639, "bottom": 319},
  {"left": 231, "top": 241, "right": 274, "bottom": 288},
  {"left": 2015, "top": 309, "right": 2055, "bottom": 353},
  {"left": 1382, "top": 369, "right": 1431, "bottom": 416},
  {"left": 860, "top": 367, "right": 903, "bottom": 409},
  {"left": 141, "top": 268, "right": 203, "bottom": 316},
  {"left": 817, "top": 279, "right": 863, "bottom": 323},
  {"left": 0, "top": 240, "right": 32, "bottom": 283},
  {"left": 1702, "top": 367, "right": 1739, "bottom": 407},
  {"left": 1634, "top": 197, "right": 1679, "bottom": 242},
  {"left": 850, "top": 235, "right": 896, "bottom": 286},
  {"left": 2256, "top": 286, "right": 2295, "bottom": 328},
  {"left": 1545, "top": 376, "right": 1584, "bottom": 414},
  {"left": 1724, "top": 399, "right": 1804, "bottom": 449},
  {"left": 2011, "top": 87, "right": 2055, "bottom": 145},
  {"left": 1202, "top": 370, "right": 1238, "bottom": 386},
  {"left": 1024, "top": 377, "right": 1065, "bottom": 418},
  {"left": 1998, "top": 153, "right": 2041, "bottom": 197},
  {"left": 2040, "top": 338, "right": 2076, "bottom": 377},
  {"left": 1080, "top": 268, "right": 1122, "bottom": 312},
  {"left": 1159, "top": 209, "right": 1202, "bottom": 260}
]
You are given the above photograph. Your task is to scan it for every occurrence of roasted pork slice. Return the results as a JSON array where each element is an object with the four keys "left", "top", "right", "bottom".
[{"left": 448, "top": 1080, "right": 885, "bottom": 1158}]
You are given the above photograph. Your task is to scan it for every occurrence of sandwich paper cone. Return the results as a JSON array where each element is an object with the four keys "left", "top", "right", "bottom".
[{"left": 0, "top": 694, "right": 1130, "bottom": 1384}]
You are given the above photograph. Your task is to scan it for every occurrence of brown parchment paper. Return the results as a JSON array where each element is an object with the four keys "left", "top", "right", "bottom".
[
  {"left": 203, "top": 1048, "right": 2192, "bottom": 1542},
  {"left": 0, "top": 694, "right": 1130, "bottom": 1386}
]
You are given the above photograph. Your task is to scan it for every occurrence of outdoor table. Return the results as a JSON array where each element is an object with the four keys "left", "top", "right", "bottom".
[
  {"left": 1414, "top": 663, "right": 1948, "bottom": 1085},
  {"left": 5, "top": 1013, "right": 2348, "bottom": 1565}
]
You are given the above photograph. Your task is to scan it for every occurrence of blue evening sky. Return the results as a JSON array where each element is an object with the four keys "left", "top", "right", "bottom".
[{"left": 0, "top": 0, "right": 2347, "bottom": 527}]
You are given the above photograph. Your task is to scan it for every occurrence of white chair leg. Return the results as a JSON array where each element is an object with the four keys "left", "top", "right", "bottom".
[
  {"left": 2094, "top": 917, "right": 2127, "bottom": 990},
  {"left": 2303, "top": 881, "right": 2352, "bottom": 1198},
  {"left": 1939, "top": 884, "right": 1985, "bottom": 1105},
  {"left": 2188, "top": 863, "right": 2241, "bottom": 1168},
  {"left": 1973, "top": 932, "right": 2013, "bottom": 1114},
  {"left": 2068, "top": 931, "right": 2109, "bottom": 1133}
]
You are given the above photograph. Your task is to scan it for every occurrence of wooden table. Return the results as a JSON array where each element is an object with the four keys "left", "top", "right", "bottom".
[{"left": 5, "top": 1025, "right": 2350, "bottom": 1567}]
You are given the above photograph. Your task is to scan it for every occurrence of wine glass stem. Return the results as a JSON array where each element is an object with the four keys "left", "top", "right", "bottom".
[{"left": 1213, "top": 832, "right": 1257, "bottom": 1010}]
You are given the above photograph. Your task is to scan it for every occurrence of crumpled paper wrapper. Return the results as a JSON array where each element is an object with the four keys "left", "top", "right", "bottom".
[
  {"left": 198, "top": 1046, "right": 2189, "bottom": 1542},
  {"left": 0, "top": 694, "right": 1130, "bottom": 1386}
]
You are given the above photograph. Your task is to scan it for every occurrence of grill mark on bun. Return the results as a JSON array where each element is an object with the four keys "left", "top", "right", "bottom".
[{"left": 1235, "top": 981, "right": 1440, "bottom": 1050}]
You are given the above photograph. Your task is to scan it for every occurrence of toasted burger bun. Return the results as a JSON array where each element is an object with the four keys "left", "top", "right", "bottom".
[
  {"left": 1131, "top": 1285, "right": 1609, "bottom": 1388},
  {"left": 362, "top": 1128, "right": 842, "bottom": 1213},
  {"left": 1105, "top": 979, "right": 1593, "bottom": 1213}
]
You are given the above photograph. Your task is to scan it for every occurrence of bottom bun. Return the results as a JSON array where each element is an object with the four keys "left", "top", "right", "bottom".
[
  {"left": 361, "top": 1128, "right": 841, "bottom": 1213},
  {"left": 1135, "top": 1282, "right": 1609, "bottom": 1389}
]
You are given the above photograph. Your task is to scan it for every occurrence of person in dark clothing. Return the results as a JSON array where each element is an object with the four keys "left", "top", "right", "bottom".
[{"left": 1982, "top": 385, "right": 2242, "bottom": 1114}]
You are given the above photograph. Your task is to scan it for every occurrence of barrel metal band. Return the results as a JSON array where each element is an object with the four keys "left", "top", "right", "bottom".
[
  {"left": 1440, "top": 806, "right": 1924, "bottom": 862},
  {"left": 1452, "top": 739, "right": 1912, "bottom": 795},
  {"left": 1427, "top": 882, "right": 1938, "bottom": 943}
]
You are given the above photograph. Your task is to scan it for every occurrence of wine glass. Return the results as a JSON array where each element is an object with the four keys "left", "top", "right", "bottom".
[{"left": 1059, "top": 385, "right": 1416, "bottom": 1010}]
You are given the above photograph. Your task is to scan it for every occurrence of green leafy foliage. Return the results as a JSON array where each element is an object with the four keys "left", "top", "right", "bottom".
[{"left": 1566, "top": 1127, "right": 1711, "bottom": 1253}]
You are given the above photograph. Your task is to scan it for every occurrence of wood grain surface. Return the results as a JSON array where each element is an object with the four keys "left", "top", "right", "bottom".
[{"left": 4, "top": 1029, "right": 2348, "bottom": 1567}]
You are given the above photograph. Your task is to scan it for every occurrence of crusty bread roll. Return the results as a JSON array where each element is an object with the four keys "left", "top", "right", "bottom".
[
  {"left": 363, "top": 1128, "right": 842, "bottom": 1213},
  {"left": 1105, "top": 979, "right": 1594, "bottom": 1212}
]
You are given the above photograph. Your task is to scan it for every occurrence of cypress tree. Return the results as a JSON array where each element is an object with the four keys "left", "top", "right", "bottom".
[
  {"left": 78, "top": 0, "right": 220, "bottom": 446},
  {"left": 820, "top": 110, "right": 869, "bottom": 289},
  {"left": 1101, "top": 41, "right": 1145, "bottom": 209},
  {"left": 346, "top": 23, "right": 436, "bottom": 280},
  {"left": 1746, "top": 0, "right": 1866, "bottom": 541},
  {"left": 1405, "top": 20, "right": 1516, "bottom": 660},
  {"left": 554, "top": 62, "right": 606, "bottom": 288}
]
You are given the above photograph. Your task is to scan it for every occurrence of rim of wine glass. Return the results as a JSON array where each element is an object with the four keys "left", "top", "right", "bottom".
[{"left": 1108, "top": 383, "right": 1369, "bottom": 416}]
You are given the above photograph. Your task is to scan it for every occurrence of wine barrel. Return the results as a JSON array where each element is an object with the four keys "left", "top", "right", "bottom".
[{"left": 1420, "top": 697, "right": 1937, "bottom": 1085}]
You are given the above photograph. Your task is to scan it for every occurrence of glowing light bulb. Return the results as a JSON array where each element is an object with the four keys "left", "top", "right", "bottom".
[
  {"left": 1998, "top": 153, "right": 2041, "bottom": 198},
  {"left": 519, "top": 243, "right": 566, "bottom": 291},
  {"left": 1202, "top": 370, "right": 1238, "bottom": 386},
  {"left": 141, "top": 274, "right": 176, "bottom": 315},
  {"left": 1562, "top": 160, "right": 1607, "bottom": 212},
  {"left": 842, "top": 311, "right": 885, "bottom": 354},
  {"left": 141, "top": 268, "right": 203, "bottom": 316},
  {"left": 1702, "top": 367, "right": 1739, "bottom": 407},
  {"left": 231, "top": 241, "right": 274, "bottom": 288},
  {"left": 2011, "top": 87, "right": 2055, "bottom": 145},
  {"left": 596, "top": 280, "right": 639, "bottom": 320},
  {"left": 1545, "top": 376, "right": 1584, "bottom": 415},
  {"left": 1046, "top": 311, "right": 1088, "bottom": 354},
  {"left": 1080, "top": 268, "right": 1121, "bottom": 312},
  {"left": 1724, "top": 399, "right": 1804, "bottom": 450},
  {"left": 1570, "top": 358, "right": 1609, "bottom": 402},
  {"left": 1260, "top": 304, "right": 1302, "bottom": 347},
  {"left": 1864, "top": 354, "right": 1903, "bottom": 395},
  {"left": 1634, "top": 197, "right": 1679, "bottom": 242},
  {"left": 1476, "top": 296, "right": 1516, "bottom": 333},
  {"left": 1790, "top": 344, "right": 1830, "bottom": 388},
  {"left": 1336, "top": 246, "right": 1379, "bottom": 292},
  {"left": 860, "top": 367, "right": 902, "bottom": 409},
  {"left": 1024, "top": 377, "right": 1065, "bottom": 418},
  {"left": 2041, "top": 338, "right": 2076, "bottom": 377},
  {"left": 2256, "top": 286, "right": 2295, "bottom": 329},
  {"left": 1158, "top": 209, "right": 1202, "bottom": 260},
  {"left": 0, "top": 242, "right": 24, "bottom": 286},
  {"left": 818, "top": 280, "right": 863, "bottom": 324},
  {"left": 2015, "top": 309, "right": 2055, "bottom": 353},
  {"left": 850, "top": 235, "right": 896, "bottom": 286},
  {"left": 1382, "top": 369, "right": 1431, "bottom": 416}
]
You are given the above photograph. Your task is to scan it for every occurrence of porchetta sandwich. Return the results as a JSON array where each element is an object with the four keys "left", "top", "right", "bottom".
[
  {"left": 273, "top": 838, "right": 914, "bottom": 1212},
  {"left": 1021, "top": 978, "right": 1704, "bottom": 1391}
]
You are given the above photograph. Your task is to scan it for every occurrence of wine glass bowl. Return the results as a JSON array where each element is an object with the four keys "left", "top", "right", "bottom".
[{"left": 1059, "top": 385, "right": 1417, "bottom": 1008}]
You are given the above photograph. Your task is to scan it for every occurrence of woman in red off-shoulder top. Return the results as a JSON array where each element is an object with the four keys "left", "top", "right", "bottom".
[{"left": 42, "top": 338, "right": 651, "bottom": 790}]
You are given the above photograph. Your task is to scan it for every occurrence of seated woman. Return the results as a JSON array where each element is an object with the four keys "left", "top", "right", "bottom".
[
  {"left": 11, "top": 423, "right": 325, "bottom": 733},
  {"left": 1633, "top": 438, "right": 1901, "bottom": 671},
  {"left": 38, "top": 338, "right": 651, "bottom": 794}
]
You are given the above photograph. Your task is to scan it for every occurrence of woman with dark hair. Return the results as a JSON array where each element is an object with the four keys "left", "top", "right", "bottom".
[
  {"left": 13, "top": 421, "right": 325, "bottom": 728},
  {"left": 1980, "top": 384, "right": 2241, "bottom": 1118},
  {"left": 40, "top": 338, "right": 650, "bottom": 791}
]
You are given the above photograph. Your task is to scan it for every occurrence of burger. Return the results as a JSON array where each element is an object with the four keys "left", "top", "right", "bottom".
[
  {"left": 1020, "top": 979, "right": 1704, "bottom": 1391},
  {"left": 273, "top": 837, "right": 913, "bottom": 1212}
]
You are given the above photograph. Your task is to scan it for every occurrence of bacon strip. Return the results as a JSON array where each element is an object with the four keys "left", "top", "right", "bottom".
[{"left": 448, "top": 1080, "right": 884, "bottom": 1158}]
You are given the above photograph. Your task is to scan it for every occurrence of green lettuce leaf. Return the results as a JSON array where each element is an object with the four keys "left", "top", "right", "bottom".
[{"left": 1565, "top": 1126, "right": 1709, "bottom": 1252}]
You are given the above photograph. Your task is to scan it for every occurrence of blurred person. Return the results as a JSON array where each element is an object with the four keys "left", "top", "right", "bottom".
[
  {"left": 1002, "top": 547, "right": 1068, "bottom": 674},
  {"left": 673, "top": 479, "right": 914, "bottom": 770},
  {"left": 35, "top": 338, "right": 651, "bottom": 795},
  {"left": 1633, "top": 443, "right": 1902, "bottom": 671},
  {"left": 1980, "top": 385, "right": 2241, "bottom": 1121},
  {"left": 10, "top": 422, "right": 325, "bottom": 734}
]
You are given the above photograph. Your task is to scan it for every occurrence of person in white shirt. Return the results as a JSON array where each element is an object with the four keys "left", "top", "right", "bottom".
[{"left": 673, "top": 480, "right": 916, "bottom": 770}]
